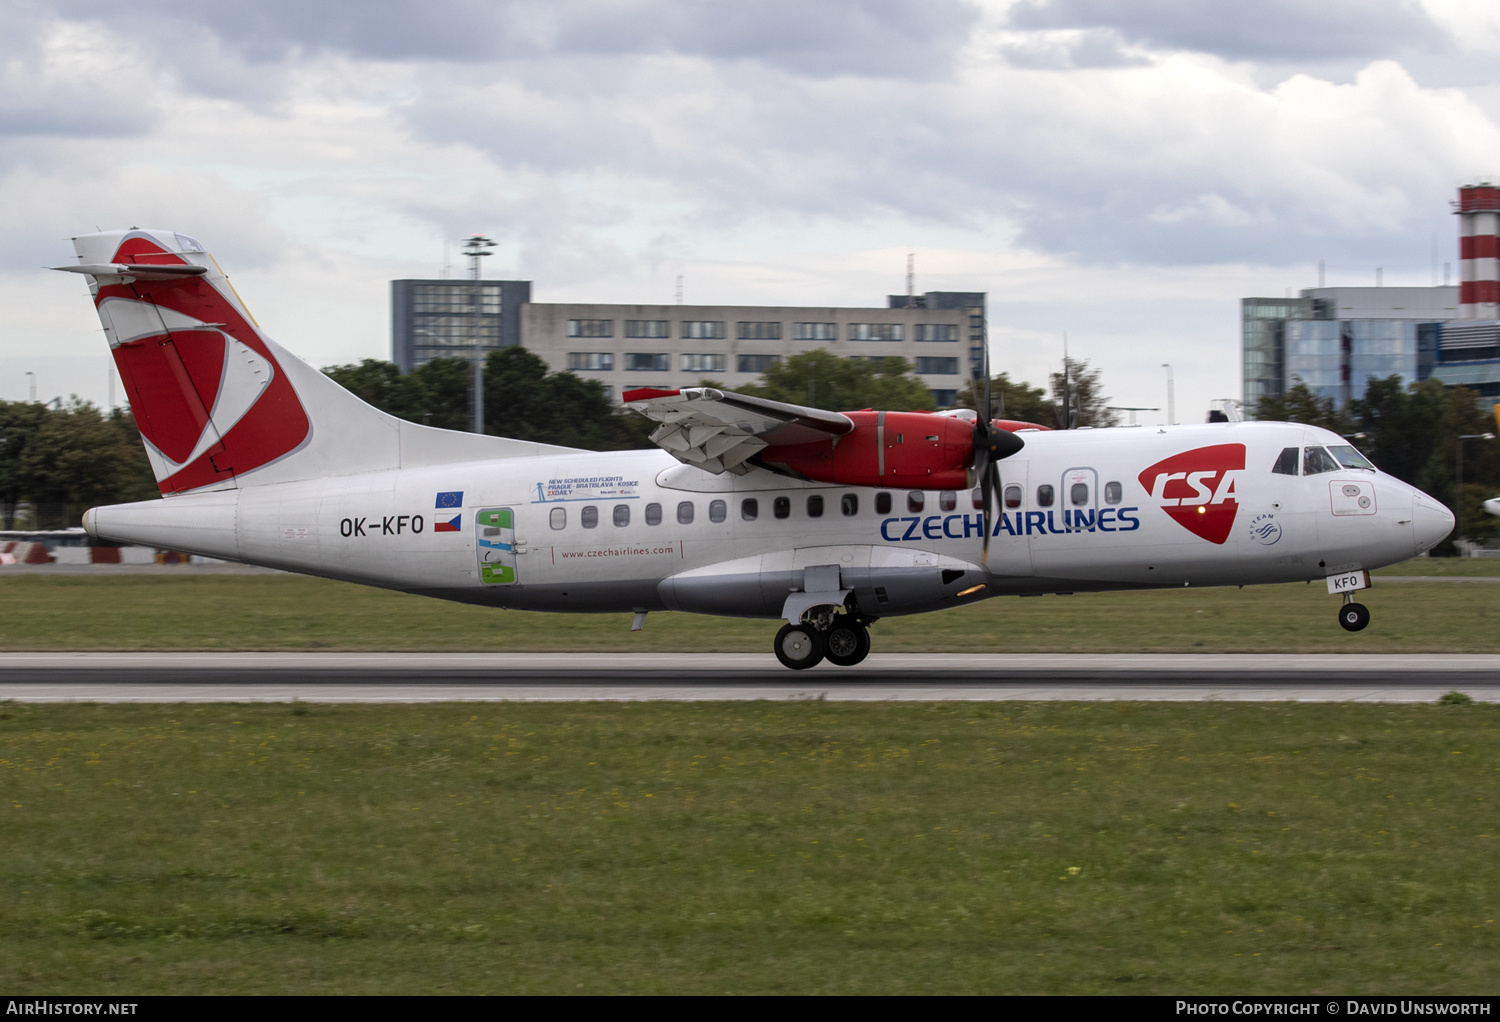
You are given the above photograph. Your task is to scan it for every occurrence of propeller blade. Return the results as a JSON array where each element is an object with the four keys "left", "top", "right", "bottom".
[
  {"left": 977, "top": 431, "right": 992, "bottom": 566},
  {"left": 974, "top": 420, "right": 1024, "bottom": 569},
  {"left": 983, "top": 459, "right": 1001, "bottom": 569}
]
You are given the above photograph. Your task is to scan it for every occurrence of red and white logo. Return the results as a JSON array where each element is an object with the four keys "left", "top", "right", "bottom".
[
  {"left": 96, "top": 233, "right": 309, "bottom": 494},
  {"left": 1138, "top": 444, "right": 1245, "bottom": 545}
]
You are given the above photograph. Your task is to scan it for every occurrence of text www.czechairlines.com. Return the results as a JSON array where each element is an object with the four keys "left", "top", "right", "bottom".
[{"left": 559, "top": 546, "right": 680, "bottom": 559}]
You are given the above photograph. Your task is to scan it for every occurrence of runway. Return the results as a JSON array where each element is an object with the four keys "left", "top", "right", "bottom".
[{"left": 1, "top": 653, "right": 1496, "bottom": 703}]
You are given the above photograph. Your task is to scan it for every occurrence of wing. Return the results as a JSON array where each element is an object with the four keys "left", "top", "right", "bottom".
[{"left": 623, "top": 387, "right": 854, "bottom": 474}]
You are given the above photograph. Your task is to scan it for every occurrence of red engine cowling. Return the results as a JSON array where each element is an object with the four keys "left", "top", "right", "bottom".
[{"left": 756, "top": 411, "right": 976, "bottom": 489}]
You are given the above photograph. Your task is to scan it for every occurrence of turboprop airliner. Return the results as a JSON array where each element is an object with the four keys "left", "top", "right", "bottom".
[{"left": 55, "top": 229, "right": 1455, "bottom": 669}]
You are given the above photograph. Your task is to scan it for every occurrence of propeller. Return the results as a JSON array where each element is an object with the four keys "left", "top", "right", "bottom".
[{"left": 972, "top": 317, "right": 1025, "bottom": 569}]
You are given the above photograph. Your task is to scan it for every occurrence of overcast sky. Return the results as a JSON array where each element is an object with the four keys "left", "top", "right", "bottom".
[{"left": 4, "top": 0, "right": 1498, "bottom": 422}]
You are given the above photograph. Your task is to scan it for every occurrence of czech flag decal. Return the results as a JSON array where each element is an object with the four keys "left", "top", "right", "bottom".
[{"left": 435, "top": 513, "right": 461, "bottom": 533}]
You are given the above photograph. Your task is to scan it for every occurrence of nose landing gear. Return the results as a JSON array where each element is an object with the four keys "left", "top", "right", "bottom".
[
  {"left": 1338, "top": 593, "right": 1370, "bottom": 632},
  {"left": 773, "top": 613, "right": 875, "bottom": 670}
]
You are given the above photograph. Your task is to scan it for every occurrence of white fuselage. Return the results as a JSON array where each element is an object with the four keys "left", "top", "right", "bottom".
[{"left": 85, "top": 420, "right": 1452, "bottom": 620}]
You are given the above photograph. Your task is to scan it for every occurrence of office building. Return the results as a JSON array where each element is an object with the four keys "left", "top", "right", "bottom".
[
  {"left": 520, "top": 292, "right": 984, "bottom": 405},
  {"left": 391, "top": 278, "right": 530, "bottom": 373},
  {"left": 1243, "top": 183, "right": 1500, "bottom": 414}
]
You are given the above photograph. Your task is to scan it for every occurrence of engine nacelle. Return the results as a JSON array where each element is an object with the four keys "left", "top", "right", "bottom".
[{"left": 756, "top": 410, "right": 975, "bottom": 489}]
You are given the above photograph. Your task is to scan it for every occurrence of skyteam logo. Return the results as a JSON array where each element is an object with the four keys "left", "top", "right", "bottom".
[
  {"left": 1138, "top": 443, "right": 1245, "bottom": 545},
  {"left": 1249, "top": 513, "right": 1282, "bottom": 546}
]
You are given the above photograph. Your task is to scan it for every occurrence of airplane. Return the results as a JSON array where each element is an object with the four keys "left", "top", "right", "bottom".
[
  {"left": 1486, "top": 497, "right": 1500, "bottom": 518},
  {"left": 54, "top": 229, "right": 1456, "bottom": 669}
]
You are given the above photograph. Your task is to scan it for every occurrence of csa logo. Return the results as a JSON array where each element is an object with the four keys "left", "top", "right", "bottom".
[
  {"left": 1137, "top": 443, "right": 1245, "bottom": 545},
  {"left": 1248, "top": 513, "right": 1281, "bottom": 546}
]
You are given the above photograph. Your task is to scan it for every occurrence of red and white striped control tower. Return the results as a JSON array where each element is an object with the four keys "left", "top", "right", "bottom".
[{"left": 1457, "top": 183, "right": 1499, "bottom": 319}]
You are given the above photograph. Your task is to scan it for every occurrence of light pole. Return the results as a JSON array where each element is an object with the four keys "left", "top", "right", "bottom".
[
  {"left": 24, "top": 371, "right": 35, "bottom": 403},
  {"left": 1456, "top": 432, "right": 1495, "bottom": 546},
  {"left": 461, "top": 234, "right": 496, "bottom": 435},
  {"left": 1161, "top": 364, "right": 1174, "bottom": 425}
]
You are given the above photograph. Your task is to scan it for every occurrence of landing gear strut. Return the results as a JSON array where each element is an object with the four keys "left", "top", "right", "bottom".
[
  {"left": 773, "top": 613, "right": 875, "bottom": 670},
  {"left": 1338, "top": 593, "right": 1370, "bottom": 632}
]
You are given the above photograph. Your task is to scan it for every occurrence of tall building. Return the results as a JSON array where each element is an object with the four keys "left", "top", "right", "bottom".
[
  {"left": 1243, "top": 183, "right": 1499, "bottom": 415},
  {"left": 518, "top": 292, "right": 982, "bottom": 406},
  {"left": 391, "top": 279, "right": 530, "bottom": 373}
]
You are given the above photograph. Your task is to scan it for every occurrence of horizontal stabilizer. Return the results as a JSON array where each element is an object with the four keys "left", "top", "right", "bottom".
[{"left": 51, "top": 263, "right": 208, "bottom": 280}]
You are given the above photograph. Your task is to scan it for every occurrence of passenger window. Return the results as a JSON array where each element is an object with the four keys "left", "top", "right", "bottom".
[
  {"left": 549, "top": 507, "right": 566, "bottom": 530},
  {"left": 741, "top": 498, "right": 759, "bottom": 521},
  {"left": 875, "top": 492, "right": 892, "bottom": 515},
  {"left": 1104, "top": 481, "right": 1122, "bottom": 505},
  {"left": 1303, "top": 446, "right": 1340, "bottom": 475},
  {"left": 938, "top": 490, "right": 956, "bottom": 512},
  {"left": 1004, "top": 485, "right": 1022, "bottom": 509},
  {"left": 677, "top": 501, "right": 694, "bottom": 524},
  {"left": 1272, "top": 447, "right": 1299, "bottom": 476},
  {"left": 581, "top": 505, "right": 598, "bottom": 529},
  {"left": 1327, "top": 444, "right": 1376, "bottom": 471},
  {"left": 907, "top": 491, "right": 925, "bottom": 513},
  {"left": 841, "top": 493, "right": 858, "bottom": 516},
  {"left": 613, "top": 504, "right": 630, "bottom": 527},
  {"left": 1070, "top": 482, "right": 1089, "bottom": 506},
  {"left": 645, "top": 502, "right": 662, "bottom": 526},
  {"left": 774, "top": 496, "right": 790, "bottom": 519},
  {"left": 971, "top": 487, "right": 984, "bottom": 510},
  {"left": 1037, "top": 485, "right": 1055, "bottom": 508},
  {"left": 807, "top": 495, "right": 824, "bottom": 518},
  {"left": 709, "top": 499, "right": 727, "bottom": 523}
]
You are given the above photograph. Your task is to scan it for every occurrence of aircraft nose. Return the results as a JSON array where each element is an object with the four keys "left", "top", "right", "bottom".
[{"left": 1412, "top": 492, "right": 1455, "bottom": 554}]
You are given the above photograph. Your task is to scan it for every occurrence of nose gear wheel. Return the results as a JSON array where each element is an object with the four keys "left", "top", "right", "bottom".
[{"left": 1338, "top": 602, "right": 1370, "bottom": 632}]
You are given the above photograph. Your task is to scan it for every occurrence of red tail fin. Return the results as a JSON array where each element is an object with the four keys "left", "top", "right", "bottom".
[{"left": 61, "top": 229, "right": 309, "bottom": 494}]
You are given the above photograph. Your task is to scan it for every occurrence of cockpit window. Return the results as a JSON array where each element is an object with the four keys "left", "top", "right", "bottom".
[
  {"left": 1272, "top": 447, "right": 1299, "bottom": 476},
  {"left": 1327, "top": 444, "right": 1376, "bottom": 471},
  {"left": 1302, "top": 446, "right": 1341, "bottom": 475}
]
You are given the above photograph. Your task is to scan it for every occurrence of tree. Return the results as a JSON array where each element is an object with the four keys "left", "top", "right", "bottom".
[
  {"left": 410, "top": 357, "right": 475, "bottom": 432},
  {"left": 482, "top": 347, "right": 649, "bottom": 449},
  {"left": 17, "top": 400, "right": 156, "bottom": 528},
  {"left": 0, "top": 400, "right": 48, "bottom": 529},
  {"left": 1049, "top": 358, "right": 1120, "bottom": 429},
  {"left": 952, "top": 372, "right": 1053, "bottom": 425},
  {"left": 1255, "top": 382, "right": 1353, "bottom": 435},
  {"left": 740, "top": 350, "right": 935, "bottom": 411}
]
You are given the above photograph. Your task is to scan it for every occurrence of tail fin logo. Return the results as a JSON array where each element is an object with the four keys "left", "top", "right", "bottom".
[
  {"left": 1138, "top": 444, "right": 1245, "bottom": 544},
  {"left": 93, "top": 233, "right": 309, "bottom": 494}
]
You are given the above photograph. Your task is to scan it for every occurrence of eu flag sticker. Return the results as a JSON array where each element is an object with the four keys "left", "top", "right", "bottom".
[{"left": 435, "top": 491, "right": 463, "bottom": 509}]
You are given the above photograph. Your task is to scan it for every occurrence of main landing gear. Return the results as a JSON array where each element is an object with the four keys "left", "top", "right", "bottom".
[
  {"left": 773, "top": 613, "right": 875, "bottom": 670},
  {"left": 1338, "top": 593, "right": 1370, "bottom": 632}
]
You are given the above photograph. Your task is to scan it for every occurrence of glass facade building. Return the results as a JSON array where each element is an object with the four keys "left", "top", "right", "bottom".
[
  {"left": 391, "top": 279, "right": 531, "bottom": 372},
  {"left": 1284, "top": 319, "right": 1418, "bottom": 406},
  {"left": 1242, "top": 297, "right": 1316, "bottom": 411}
]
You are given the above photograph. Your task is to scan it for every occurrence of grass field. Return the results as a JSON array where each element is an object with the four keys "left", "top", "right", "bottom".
[
  {"left": 1, "top": 700, "right": 1497, "bottom": 994},
  {"left": 2, "top": 557, "right": 1497, "bottom": 653}
]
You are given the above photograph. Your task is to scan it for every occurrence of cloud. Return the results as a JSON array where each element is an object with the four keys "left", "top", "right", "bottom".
[
  {"left": 0, "top": 17, "right": 160, "bottom": 139},
  {"left": 54, "top": 1, "right": 978, "bottom": 80},
  {"left": 1004, "top": 0, "right": 1449, "bottom": 63}
]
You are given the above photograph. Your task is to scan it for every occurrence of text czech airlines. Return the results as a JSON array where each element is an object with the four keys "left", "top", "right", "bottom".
[{"left": 880, "top": 508, "right": 1141, "bottom": 542}]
